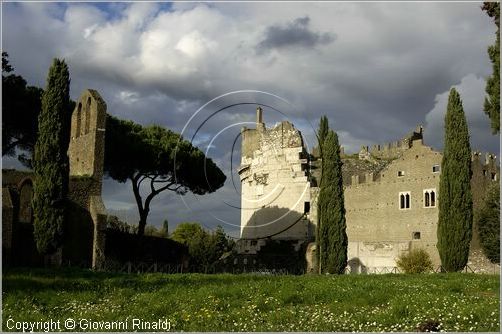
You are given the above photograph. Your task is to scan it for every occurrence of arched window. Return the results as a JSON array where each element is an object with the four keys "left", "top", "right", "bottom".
[
  {"left": 84, "top": 97, "right": 91, "bottom": 134},
  {"left": 423, "top": 188, "right": 436, "bottom": 208},
  {"left": 399, "top": 192, "right": 410, "bottom": 210},
  {"left": 75, "top": 103, "right": 82, "bottom": 138}
]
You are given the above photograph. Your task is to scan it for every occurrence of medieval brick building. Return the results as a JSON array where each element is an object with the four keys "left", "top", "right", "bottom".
[{"left": 237, "top": 108, "right": 499, "bottom": 273}]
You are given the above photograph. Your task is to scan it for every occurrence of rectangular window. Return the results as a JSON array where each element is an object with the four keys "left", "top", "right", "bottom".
[
  {"left": 412, "top": 232, "right": 421, "bottom": 240},
  {"left": 399, "top": 191, "right": 411, "bottom": 210},
  {"left": 304, "top": 202, "right": 310, "bottom": 214},
  {"left": 423, "top": 188, "right": 436, "bottom": 208},
  {"left": 491, "top": 173, "right": 497, "bottom": 181},
  {"left": 432, "top": 165, "right": 440, "bottom": 173},
  {"left": 398, "top": 171, "right": 405, "bottom": 177}
]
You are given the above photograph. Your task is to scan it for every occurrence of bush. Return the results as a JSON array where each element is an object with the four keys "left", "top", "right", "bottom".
[{"left": 396, "top": 249, "right": 433, "bottom": 274}]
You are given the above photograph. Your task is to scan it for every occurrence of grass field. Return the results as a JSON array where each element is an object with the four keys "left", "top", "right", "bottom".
[{"left": 2, "top": 268, "right": 500, "bottom": 332}]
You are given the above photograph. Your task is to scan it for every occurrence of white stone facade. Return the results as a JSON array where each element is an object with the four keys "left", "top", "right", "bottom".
[{"left": 238, "top": 109, "right": 314, "bottom": 253}]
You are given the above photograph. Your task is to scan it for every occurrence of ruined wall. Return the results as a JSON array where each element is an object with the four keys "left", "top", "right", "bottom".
[
  {"left": 67, "top": 89, "right": 107, "bottom": 269},
  {"left": 470, "top": 152, "right": 499, "bottom": 249},
  {"left": 359, "top": 126, "right": 423, "bottom": 160},
  {"left": 345, "top": 139, "right": 442, "bottom": 268},
  {"left": 68, "top": 89, "right": 106, "bottom": 180},
  {"left": 238, "top": 109, "right": 312, "bottom": 253},
  {"left": 2, "top": 90, "right": 108, "bottom": 269}
]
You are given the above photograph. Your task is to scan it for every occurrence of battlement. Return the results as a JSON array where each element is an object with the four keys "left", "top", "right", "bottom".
[
  {"left": 359, "top": 125, "right": 423, "bottom": 160},
  {"left": 471, "top": 151, "right": 498, "bottom": 166}
]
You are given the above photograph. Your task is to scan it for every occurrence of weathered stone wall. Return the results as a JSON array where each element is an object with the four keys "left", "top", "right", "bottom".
[
  {"left": 2, "top": 90, "right": 108, "bottom": 269},
  {"left": 470, "top": 152, "right": 499, "bottom": 249},
  {"left": 345, "top": 138, "right": 499, "bottom": 271},
  {"left": 239, "top": 114, "right": 313, "bottom": 250},
  {"left": 239, "top": 117, "right": 498, "bottom": 273},
  {"left": 359, "top": 125, "right": 423, "bottom": 160},
  {"left": 345, "top": 139, "right": 442, "bottom": 268},
  {"left": 68, "top": 89, "right": 107, "bottom": 269},
  {"left": 68, "top": 89, "right": 106, "bottom": 180}
]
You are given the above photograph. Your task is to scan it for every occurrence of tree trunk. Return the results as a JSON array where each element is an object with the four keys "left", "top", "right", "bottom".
[{"left": 137, "top": 209, "right": 149, "bottom": 236}]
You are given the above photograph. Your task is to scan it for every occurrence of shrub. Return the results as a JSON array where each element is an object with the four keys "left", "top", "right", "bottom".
[{"left": 396, "top": 248, "right": 433, "bottom": 274}]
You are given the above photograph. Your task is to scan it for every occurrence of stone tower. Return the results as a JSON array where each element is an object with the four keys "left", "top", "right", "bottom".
[
  {"left": 237, "top": 107, "right": 314, "bottom": 253},
  {"left": 68, "top": 89, "right": 107, "bottom": 181},
  {"left": 67, "top": 89, "right": 107, "bottom": 269}
]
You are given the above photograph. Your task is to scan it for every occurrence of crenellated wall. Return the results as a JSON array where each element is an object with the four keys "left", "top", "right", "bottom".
[
  {"left": 359, "top": 125, "right": 423, "bottom": 160},
  {"left": 345, "top": 137, "right": 499, "bottom": 271},
  {"left": 239, "top": 118, "right": 499, "bottom": 272},
  {"left": 345, "top": 139, "right": 443, "bottom": 268}
]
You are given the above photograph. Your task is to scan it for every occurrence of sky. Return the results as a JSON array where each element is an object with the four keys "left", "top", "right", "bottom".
[{"left": 2, "top": 1, "right": 499, "bottom": 238}]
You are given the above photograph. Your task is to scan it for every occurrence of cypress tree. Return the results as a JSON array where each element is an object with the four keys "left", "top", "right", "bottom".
[
  {"left": 32, "top": 59, "right": 71, "bottom": 254},
  {"left": 317, "top": 115, "right": 329, "bottom": 154},
  {"left": 317, "top": 130, "right": 348, "bottom": 274},
  {"left": 482, "top": 2, "right": 500, "bottom": 134},
  {"left": 437, "top": 88, "right": 473, "bottom": 272}
]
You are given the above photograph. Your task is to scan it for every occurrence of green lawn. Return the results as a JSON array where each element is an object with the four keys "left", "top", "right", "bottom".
[{"left": 2, "top": 268, "right": 500, "bottom": 332}]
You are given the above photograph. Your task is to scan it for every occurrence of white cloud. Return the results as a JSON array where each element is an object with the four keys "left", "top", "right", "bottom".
[
  {"left": 3, "top": 1, "right": 499, "bottom": 232},
  {"left": 119, "top": 90, "right": 140, "bottom": 104},
  {"left": 424, "top": 73, "right": 497, "bottom": 153}
]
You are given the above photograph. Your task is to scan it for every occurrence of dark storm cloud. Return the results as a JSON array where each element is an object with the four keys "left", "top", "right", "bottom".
[
  {"left": 256, "top": 16, "right": 335, "bottom": 53},
  {"left": 2, "top": 1, "right": 499, "bottom": 234}
]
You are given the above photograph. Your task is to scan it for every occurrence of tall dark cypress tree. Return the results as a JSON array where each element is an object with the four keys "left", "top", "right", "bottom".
[
  {"left": 482, "top": 2, "right": 500, "bottom": 134},
  {"left": 437, "top": 88, "right": 473, "bottom": 272},
  {"left": 32, "top": 59, "right": 71, "bottom": 254},
  {"left": 317, "top": 130, "right": 348, "bottom": 274},
  {"left": 317, "top": 115, "right": 329, "bottom": 155}
]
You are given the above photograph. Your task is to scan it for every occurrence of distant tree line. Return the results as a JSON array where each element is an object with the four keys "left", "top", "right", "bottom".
[{"left": 107, "top": 217, "right": 234, "bottom": 269}]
